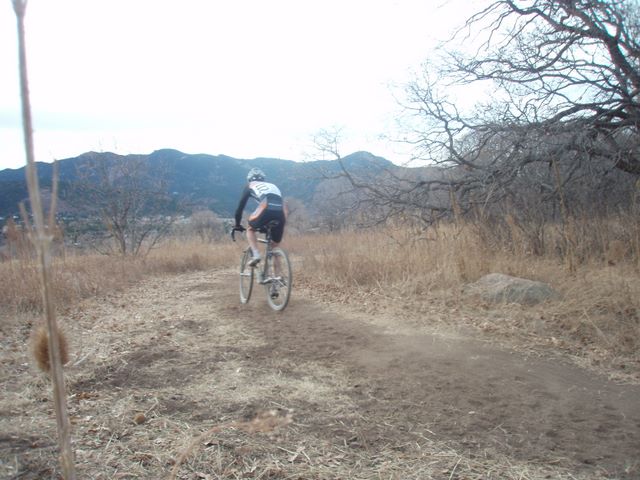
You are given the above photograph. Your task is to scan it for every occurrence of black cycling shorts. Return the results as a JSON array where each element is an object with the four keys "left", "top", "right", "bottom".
[{"left": 248, "top": 205, "right": 286, "bottom": 243}]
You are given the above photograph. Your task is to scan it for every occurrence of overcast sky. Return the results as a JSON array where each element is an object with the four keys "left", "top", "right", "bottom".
[{"left": 0, "top": 0, "right": 467, "bottom": 171}]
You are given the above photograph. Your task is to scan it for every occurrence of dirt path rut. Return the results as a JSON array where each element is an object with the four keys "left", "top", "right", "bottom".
[{"left": 235, "top": 273, "right": 640, "bottom": 478}]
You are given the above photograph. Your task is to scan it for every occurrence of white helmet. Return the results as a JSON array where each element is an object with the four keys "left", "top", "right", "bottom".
[{"left": 247, "top": 167, "right": 265, "bottom": 182}]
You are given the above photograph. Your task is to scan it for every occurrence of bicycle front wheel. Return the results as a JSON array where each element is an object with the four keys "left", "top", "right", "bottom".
[
  {"left": 239, "top": 249, "right": 254, "bottom": 304},
  {"left": 264, "top": 247, "right": 292, "bottom": 311}
]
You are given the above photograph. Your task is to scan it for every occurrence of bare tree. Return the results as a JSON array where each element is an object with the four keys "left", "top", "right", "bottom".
[
  {"left": 74, "top": 154, "right": 177, "bottom": 256},
  {"left": 311, "top": 128, "right": 455, "bottom": 229},
  {"left": 310, "top": 178, "right": 355, "bottom": 231},
  {"left": 283, "top": 197, "right": 311, "bottom": 233},
  {"left": 407, "top": 0, "right": 640, "bottom": 177},
  {"left": 320, "top": 1, "right": 640, "bottom": 228},
  {"left": 189, "top": 209, "right": 224, "bottom": 242}
]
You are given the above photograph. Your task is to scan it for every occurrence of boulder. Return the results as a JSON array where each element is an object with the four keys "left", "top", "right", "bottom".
[{"left": 464, "top": 273, "right": 560, "bottom": 305}]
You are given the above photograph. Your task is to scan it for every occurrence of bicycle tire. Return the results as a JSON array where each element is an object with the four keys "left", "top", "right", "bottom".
[
  {"left": 264, "top": 247, "right": 292, "bottom": 311},
  {"left": 239, "top": 249, "right": 254, "bottom": 304}
]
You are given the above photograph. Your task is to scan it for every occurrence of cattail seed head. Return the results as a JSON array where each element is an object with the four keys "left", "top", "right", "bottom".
[{"left": 31, "top": 325, "right": 69, "bottom": 373}]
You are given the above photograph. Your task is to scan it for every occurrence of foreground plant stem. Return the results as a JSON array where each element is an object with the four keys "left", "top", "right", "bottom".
[{"left": 12, "top": 1, "right": 76, "bottom": 478}]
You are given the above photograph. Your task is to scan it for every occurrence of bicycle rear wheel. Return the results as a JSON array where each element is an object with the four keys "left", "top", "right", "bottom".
[
  {"left": 239, "top": 249, "right": 254, "bottom": 304},
  {"left": 264, "top": 247, "right": 292, "bottom": 311}
]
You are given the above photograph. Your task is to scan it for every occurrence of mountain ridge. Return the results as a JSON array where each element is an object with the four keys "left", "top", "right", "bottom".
[{"left": 0, "top": 149, "right": 395, "bottom": 218}]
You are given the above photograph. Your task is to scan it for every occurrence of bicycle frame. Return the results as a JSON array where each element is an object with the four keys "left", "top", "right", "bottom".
[
  {"left": 252, "top": 223, "right": 282, "bottom": 289},
  {"left": 232, "top": 221, "right": 292, "bottom": 311}
]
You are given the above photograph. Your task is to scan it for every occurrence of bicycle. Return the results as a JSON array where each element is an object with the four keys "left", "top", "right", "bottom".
[{"left": 231, "top": 220, "right": 292, "bottom": 311}]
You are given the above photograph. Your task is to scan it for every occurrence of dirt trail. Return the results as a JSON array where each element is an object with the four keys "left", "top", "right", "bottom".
[
  {"left": 2, "top": 268, "right": 640, "bottom": 479},
  {"left": 238, "top": 275, "right": 640, "bottom": 478}
]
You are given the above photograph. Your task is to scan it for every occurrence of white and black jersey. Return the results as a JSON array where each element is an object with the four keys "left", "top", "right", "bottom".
[
  {"left": 234, "top": 181, "right": 283, "bottom": 225},
  {"left": 235, "top": 181, "right": 286, "bottom": 242}
]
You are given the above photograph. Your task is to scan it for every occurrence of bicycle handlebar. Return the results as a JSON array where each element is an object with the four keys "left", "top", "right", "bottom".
[
  {"left": 232, "top": 224, "right": 275, "bottom": 243},
  {"left": 231, "top": 226, "right": 245, "bottom": 242}
]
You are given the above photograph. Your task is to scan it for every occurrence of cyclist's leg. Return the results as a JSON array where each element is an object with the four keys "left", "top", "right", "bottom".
[
  {"left": 267, "top": 211, "right": 285, "bottom": 246},
  {"left": 247, "top": 201, "right": 268, "bottom": 264},
  {"left": 270, "top": 212, "right": 286, "bottom": 275},
  {"left": 245, "top": 228, "right": 261, "bottom": 266},
  {"left": 247, "top": 228, "right": 260, "bottom": 256}
]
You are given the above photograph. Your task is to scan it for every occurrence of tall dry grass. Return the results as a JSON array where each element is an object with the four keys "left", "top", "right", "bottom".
[
  {"left": 288, "top": 213, "right": 639, "bottom": 293},
  {"left": 2, "top": 213, "right": 638, "bottom": 375},
  {"left": 289, "top": 225, "right": 556, "bottom": 295},
  {"left": 288, "top": 215, "right": 640, "bottom": 373},
  {"left": 0, "top": 238, "right": 237, "bottom": 314}
]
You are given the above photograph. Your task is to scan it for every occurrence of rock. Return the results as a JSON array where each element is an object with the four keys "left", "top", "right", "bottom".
[{"left": 463, "top": 273, "right": 560, "bottom": 305}]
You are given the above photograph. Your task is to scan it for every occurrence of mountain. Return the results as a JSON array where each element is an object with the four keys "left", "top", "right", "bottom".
[{"left": 0, "top": 149, "right": 395, "bottom": 219}]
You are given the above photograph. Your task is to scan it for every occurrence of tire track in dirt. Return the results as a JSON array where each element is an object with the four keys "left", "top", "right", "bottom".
[{"left": 216, "top": 269, "right": 640, "bottom": 478}]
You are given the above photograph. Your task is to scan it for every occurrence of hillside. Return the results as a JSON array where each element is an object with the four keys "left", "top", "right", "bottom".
[{"left": 0, "top": 149, "right": 395, "bottom": 219}]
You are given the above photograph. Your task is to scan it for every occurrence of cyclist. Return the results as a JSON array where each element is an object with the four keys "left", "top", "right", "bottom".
[{"left": 233, "top": 168, "right": 286, "bottom": 267}]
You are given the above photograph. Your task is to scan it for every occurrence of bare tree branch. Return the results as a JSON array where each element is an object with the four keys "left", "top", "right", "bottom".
[{"left": 314, "top": 1, "right": 639, "bottom": 231}]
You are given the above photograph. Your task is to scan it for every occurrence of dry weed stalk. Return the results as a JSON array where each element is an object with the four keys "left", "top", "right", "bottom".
[
  {"left": 12, "top": 1, "right": 76, "bottom": 478},
  {"left": 168, "top": 410, "right": 292, "bottom": 479}
]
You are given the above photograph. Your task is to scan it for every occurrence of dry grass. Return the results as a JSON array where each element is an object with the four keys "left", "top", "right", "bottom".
[
  {"left": 288, "top": 218, "right": 640, "bottom": 380},
  {"left": 0, "top": 239, "right": 238, "bottom": 314},
  {"left": 1, "top": 226, "right": 636, "bottom": 479},
  {"left": 1, "top": 266, "right": 590, "bottom": 479},
  {"left": 169, "top": 409, "right": 293, "bottom": 479},
  {"left": 2, "top": 215, "right": 639, "bottom": 379}
]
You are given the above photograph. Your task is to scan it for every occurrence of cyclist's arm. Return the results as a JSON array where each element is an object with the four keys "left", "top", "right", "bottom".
[{"left": 234, "top": 186, "right": 251, "bottom": 226}]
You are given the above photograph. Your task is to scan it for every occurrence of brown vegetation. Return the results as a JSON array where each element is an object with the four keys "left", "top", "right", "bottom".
[
  {"left": 31, "top": 325, "right": 69, "bottom": 372},
  {"left": 2, "top": 214, "right": 639, "bottom": 479},
  {"left": 288, "top": 216, "right": 640, "bottom": 379},
  {"left": 2, "top": 212, "right": 638, "bottom": 379},
  {"left": 0, "top": 239, "right": 238, "bottom": 314}
]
